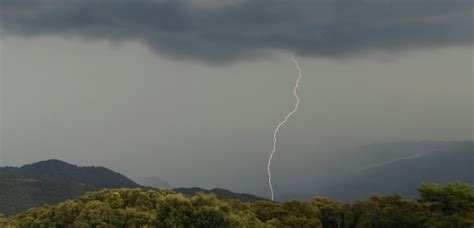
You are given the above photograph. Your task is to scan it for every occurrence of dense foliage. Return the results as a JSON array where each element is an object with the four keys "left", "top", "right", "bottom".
[{"left": 1, "top": 182, "right": 472, "bottom": 227}]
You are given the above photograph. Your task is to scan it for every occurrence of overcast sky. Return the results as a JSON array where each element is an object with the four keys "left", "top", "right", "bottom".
[{"left": 1, "top": 0, "right": 473, "bottom": 198}]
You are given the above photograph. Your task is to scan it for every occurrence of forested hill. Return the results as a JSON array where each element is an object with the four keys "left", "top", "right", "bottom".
[
  {"left": 2, "top": 159, "right": 140, "bottom": 189},
  {"left": 0, "top": 159, "right": 140, "bottom": 215},
  {"left": 0, "top": 173, "right": 96, "bottom": 216},
  {"left": 0, "top": 160, "right": 265, "bottom": 215}
]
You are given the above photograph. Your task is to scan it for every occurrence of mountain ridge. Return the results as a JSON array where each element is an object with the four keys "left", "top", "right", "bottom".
[
  {"left": 318, "top": 145, "right": 473, "bottom": 201},
  {"left": 13, "top": 159, "right": 141, "bottom": 189},
  {"left": 0, "top": 159, "right": 266, "bottom": 215}
]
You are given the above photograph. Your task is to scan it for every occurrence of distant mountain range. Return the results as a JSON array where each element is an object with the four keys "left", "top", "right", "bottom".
[
  {"left": 278, "top": 141, "right": 473, "bottom": 201},
  {"left": 317, "top": 141, "right": 473, "bottom": 201},
  {"left": 0, "top": 159, "right": 265, "bottom": 215},
  {"left": 174, "top": 187, "right": 264, "bottom": 202},
  {"left": 133, "top": 176, "right": 172, "bottom": 189}
]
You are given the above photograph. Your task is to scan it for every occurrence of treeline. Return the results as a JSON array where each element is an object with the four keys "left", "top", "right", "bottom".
[{"left": 1, "top": 183, "right": 472, "bottom": 227}]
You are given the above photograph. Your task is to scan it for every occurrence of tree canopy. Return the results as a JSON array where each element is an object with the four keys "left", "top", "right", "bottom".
[{"left": 2, "top": 182, "right": 473, "bottom": 227}]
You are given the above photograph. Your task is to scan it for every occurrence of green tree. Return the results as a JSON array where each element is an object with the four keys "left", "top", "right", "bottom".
[
  {"left": 281, "top": 201, "right": 322, "bottom": 228},
  {"left": 0, "top": 214, "right": 8, "bottom": 226},
  {"left": 417, "top": 182, "right": 474, "bottom": 227},
  {"left": 310, "top": 197, "right": 350, "bottom": 228},
  {"left": 251, "top": 200, "right": 287, "bottom": 222},
  {"left": 352, "top": 194, "right": 429, "bottom": 228}
]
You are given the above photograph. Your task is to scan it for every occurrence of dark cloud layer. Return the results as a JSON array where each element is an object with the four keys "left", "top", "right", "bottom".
[{"left": 1, "top": 0, "right": 472, "bottom": 62}]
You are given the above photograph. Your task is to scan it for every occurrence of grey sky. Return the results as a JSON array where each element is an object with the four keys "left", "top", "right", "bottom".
[
  {"left": 0, "top": 0, "right": 473, "bottom": 198},
  {"left": 2, "top": 0, "right": 472, "bottom": 62}
]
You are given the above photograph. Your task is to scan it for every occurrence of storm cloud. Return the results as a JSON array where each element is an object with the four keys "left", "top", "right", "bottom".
[{"left": 1, "top": 0, "right": 472, "bottom": 62}]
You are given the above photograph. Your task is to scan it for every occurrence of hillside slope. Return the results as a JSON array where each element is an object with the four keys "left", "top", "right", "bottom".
[
  {"left": 320, "top": 144, "right": 473, "bottom": 201},
  {"left": 0, "top": 160, "right": 142, "bottom": 215},
  {"left": 0, "top": 173, "right": 96, "bottom": 215},
  {"left": 12, "top": 159, "right": 141, "bottom": 189},
  {"left": 0, "top": 160, "right": 265, "bottom": 215}
]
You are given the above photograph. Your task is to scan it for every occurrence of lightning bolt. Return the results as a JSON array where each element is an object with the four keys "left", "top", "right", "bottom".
[{"left": 267, "top": 55, "right": 302, "bottom": 201}]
